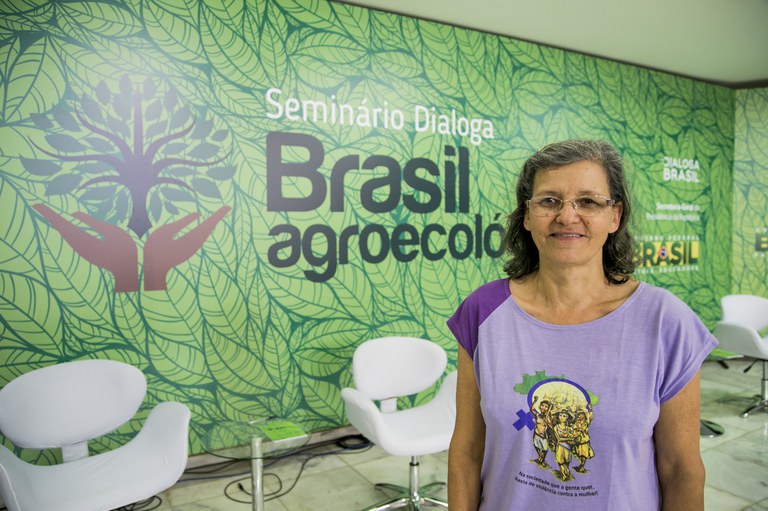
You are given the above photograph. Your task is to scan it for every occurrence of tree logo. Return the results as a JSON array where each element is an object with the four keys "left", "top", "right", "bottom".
[{"left": 26, "top": 76, "right": 232, "bottom": 292}]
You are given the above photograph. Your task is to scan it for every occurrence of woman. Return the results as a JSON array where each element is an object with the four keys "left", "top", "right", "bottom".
[
  {"left": 447, "top": 140, "right": 716, "bottom": 510},
  {"left": 572, "top": 405, "right": 595, "bottom": 474}
]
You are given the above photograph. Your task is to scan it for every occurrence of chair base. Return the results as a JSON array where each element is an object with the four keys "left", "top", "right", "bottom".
[
  {"left": 367, "top": 482, "right": 448, "bottom": 511},
  {"left": 740, "top": 397, "right": 768, "bottom": 418},
  {"left": 361, "top": 457, "right": 448, "bottom": 511},
  {"left": 740, "top": 359, "right": 768, "bottom": 418},
  {"left": 715, "top": 360, "right": 768, "bottom": 419}
]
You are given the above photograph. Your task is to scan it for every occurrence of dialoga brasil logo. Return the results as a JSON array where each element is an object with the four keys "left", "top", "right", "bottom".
[
  {"left": 635, "top": 236, "right": 700, "bottom": 274},
  {"left": 662, "top": 156, "right": 700, "bottom": 183},
  {"left": 265, "top": 132, "right": 505, "bottom": 282}
]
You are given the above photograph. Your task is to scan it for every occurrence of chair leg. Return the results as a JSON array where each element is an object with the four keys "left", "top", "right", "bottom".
[
  {"left": 699, "top": 419, "right": 725, "bottom": 437},
  {"left": 716, "top": 393, "right": 761, "bottom": 406},
  {"left": 376, "top": 483, "right": 408, "bottom": 494},
  {"left": 742, "top": 399, "right": 768, "bottom": 417},
  {"left": 366, "top": 496, "right": 410, "bottom": 511},
  {"left": 419, "top": 482, "right": 446, "bottom": 494},
  {"left": 360, "top": 456, "right": 448, "bottom": 511},
  {"left": 741, "top": 360, "right": 768, "bottom": 418},
  {"left": 422, "top": 496, "right": 449, "bottom": 508}
]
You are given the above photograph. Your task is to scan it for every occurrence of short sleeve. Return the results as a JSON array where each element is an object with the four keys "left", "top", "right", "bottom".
[
  {"left": 447, "top": 297, "right": 480, "bottom": 358},
  {"left": 658, "top": 294, "right": 718, "bottom": 403},
  {"left": 447, "top": 279, "right": 510, "bottom": 360}
]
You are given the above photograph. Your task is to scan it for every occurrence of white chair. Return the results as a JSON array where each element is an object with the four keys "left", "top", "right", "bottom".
[
  {"left": 341, "top": 336, "right": 456, "bottom": 510},
  {"left": 0, "top": 359, "right": 191, "bottom": 511},
  {"left": 713, "top": 294, "right": 768, "bottom": 418}
]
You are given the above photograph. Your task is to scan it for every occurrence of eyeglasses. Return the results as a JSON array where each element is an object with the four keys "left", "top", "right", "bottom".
[{"left": 526, "top": 194, "right": 616, "bottom": 217}]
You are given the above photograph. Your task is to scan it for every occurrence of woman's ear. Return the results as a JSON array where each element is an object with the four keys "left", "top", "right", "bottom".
[{"left": 609, "top": 202, "right": 623, "bottom": 233}]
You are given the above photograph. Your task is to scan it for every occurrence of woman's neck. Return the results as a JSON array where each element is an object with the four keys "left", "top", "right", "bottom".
[
  {"left": 529, "top": 265, "right": 611, "bottom": 307},
  {"left": 511, "top": 266, "right": 637, "bottom": 325}
]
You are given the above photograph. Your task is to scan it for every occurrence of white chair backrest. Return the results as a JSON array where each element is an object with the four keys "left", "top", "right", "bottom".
[
  {"left": 352, "top": 337, "right": 447, "bottom": 401},
  {"left": 721, "top": 295, "right": 768, "bottom": 332},
  {"left": 0, "top": 360, "right": 146, "bottom": 454}
]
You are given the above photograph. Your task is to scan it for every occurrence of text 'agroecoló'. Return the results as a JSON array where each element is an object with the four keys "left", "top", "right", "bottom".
[{"left": 265, "top": 132, "right": 505, "bottom": 282}]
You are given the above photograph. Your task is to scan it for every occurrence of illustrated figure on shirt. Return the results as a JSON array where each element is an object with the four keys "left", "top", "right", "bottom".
[
  {"left": 551, "top": 410, "right": 577, "bottom": 482},
  {"left": 529, "top": 396, "right": 553, "bottom": 468},
  {"left": 573, "top": 404, "right": 595, "bottom": 474},
  {"left": 527, "top": 379, "right": 595, "bottom": 482}
]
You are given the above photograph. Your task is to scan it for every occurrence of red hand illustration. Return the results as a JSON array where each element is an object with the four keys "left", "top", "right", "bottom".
[
  {"left": 143, "top": 206, "right": 231, "bottom": 291},
  {"left": 32, "top": 204, "right": 139, "bottom": 292}
]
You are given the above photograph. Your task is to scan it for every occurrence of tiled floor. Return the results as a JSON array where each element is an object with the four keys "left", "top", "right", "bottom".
[{"left": 150, "top": 357, "right": 768, "bottom": 510}]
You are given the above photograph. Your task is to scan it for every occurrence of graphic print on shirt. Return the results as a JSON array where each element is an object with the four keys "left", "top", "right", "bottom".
[{"left": 515, "top": 374, "right": 598, "bottom": 483}]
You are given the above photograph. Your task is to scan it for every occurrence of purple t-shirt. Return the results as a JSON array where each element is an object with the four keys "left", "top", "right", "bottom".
[{"left": 447, "top": 279, "right": 717, "bottom": 511}]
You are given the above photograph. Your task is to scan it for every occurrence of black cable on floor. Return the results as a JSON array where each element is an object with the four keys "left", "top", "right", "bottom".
[
  {"left": 184, "top": 458, "right": 241, "bottom": 474},
  {"left": 220, "top": 433, "right": 373, "bottom": 505},
  {"left": 176, "top": 458, "right": 251, "bottom": 483},
  {"left": 336, "top": 434, "right": 370, "bottom": 450},
  {"left": 114, "top": 496, "right": 162, "bottom": 510},
  {"left": 234, "top": 456, "right": 308, "bottom": 502}
]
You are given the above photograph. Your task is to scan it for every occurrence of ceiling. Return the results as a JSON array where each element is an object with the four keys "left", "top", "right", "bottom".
[{"left": 337, "top": 0, "right": 768, "bottom": 88}]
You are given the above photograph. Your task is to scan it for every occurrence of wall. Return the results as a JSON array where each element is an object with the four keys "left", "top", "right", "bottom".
[
  {"left": 733, "top": 88, "right": 768, "bottom": 296},
  {"left": 0, "top": 0, "right": 733, "bottom": 457}
]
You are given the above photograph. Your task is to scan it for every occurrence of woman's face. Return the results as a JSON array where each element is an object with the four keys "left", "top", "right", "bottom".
[{"left": 523, "top": 160, "right": 621, "bottom": 271}]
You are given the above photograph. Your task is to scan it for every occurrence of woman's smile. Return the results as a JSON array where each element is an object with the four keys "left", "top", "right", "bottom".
[{"left": 550, "top": 232, "right": 586, "bottom": 238}]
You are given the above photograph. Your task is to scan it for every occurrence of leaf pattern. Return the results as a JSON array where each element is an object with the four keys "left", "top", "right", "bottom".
[
  {"left": 0, "top": 273, "right": 63, "bottom": 355},
  {"left": 142, "top": 0, "right": 205, "bottom": 64},
  {"left": 0, "top": 181, "right": 41, "bottom": 276},
  {"left": 0, "top": 0, "right": 741, "bottom": 460},
  {"left": 199, "top": 2, "right": 269, "bottom": 88},
  {"left": 59, "top": 2, "right": 142, "bottom": 38},
  {"left": 0, "top": 36, "right": 66, "bottom": 123},
  {"left": 733, "top": 88, "right": 768, "bottom": 296}
]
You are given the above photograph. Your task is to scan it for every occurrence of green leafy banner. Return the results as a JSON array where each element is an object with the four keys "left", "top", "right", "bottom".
[
  {"left": 0, "top": 0, "right": 734, "bottom": 457},
  {"left": 733, "top": 88, "right": 768, "bottom": 296}
]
